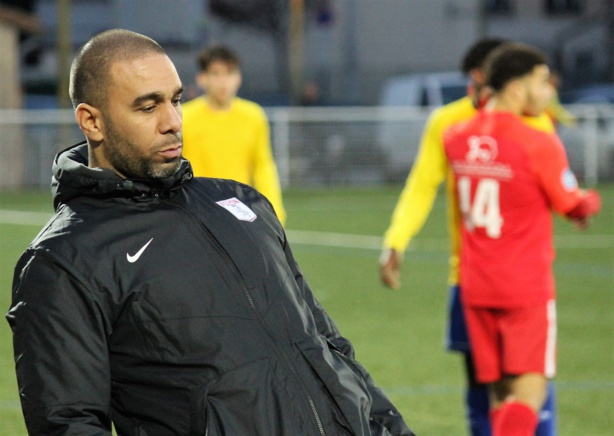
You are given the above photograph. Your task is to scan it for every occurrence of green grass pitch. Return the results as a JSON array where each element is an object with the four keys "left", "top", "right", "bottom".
[{"left": 1, "top": 185, "right": 612, "bottom": 435}]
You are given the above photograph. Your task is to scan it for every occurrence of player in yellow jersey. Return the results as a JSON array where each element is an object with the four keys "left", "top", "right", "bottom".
[
  {"left": 545, "top": 71, "right": 577, "bottom": 128},
  {"left": 182, "top": 45, "right": 286, "bottom": 224},
  {"left": 379, "top": 39, "right": 558, "bottom": 436}
]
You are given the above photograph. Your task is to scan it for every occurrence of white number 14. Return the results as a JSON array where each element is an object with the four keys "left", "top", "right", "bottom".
[{"left": 457, "top": 177, "right": 503, "bottom": 238}]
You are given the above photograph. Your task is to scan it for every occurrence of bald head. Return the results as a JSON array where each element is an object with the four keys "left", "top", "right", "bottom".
[{"left": 69, "top": 29, "right": 166, "bottom": 109}]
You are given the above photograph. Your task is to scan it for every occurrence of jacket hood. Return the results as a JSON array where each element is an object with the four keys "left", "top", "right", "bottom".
[{"left": 51, "top": 141, "right": 193, "bottom": 210}]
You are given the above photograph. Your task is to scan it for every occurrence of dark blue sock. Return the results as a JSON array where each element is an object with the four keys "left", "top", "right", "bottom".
[
  {"left": 536, "top": 381, "right": 557, "bottom": 436},
  {"left": 466, "top": 384, "right": 492, "bottom": 436}
]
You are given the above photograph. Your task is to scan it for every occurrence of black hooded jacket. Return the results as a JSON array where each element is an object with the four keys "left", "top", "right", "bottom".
[{"left": 7, "top": 142, "right": 414, "bottom": 436}]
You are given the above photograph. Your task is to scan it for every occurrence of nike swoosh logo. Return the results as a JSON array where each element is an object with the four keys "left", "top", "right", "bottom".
[{"left": 127, "top": 238, "right": 154, "bottom": 263}]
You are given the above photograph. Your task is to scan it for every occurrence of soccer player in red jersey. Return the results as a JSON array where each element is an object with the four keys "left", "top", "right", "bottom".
[{"left": 443, "top": 43, "right": 601, "bottom": 436}]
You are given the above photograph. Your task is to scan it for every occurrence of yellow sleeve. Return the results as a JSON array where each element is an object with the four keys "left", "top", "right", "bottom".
[
  {"left": 382, "top": 107, "right": 451, "bottom": 252},
  {"left": 545, "top": 93, "right": 577, "bottom": 127},
  {"left": 522, "top": 112, "right": 556, "bottom": 133},
  {"left": 251, "top": 107, "right": 287, "bottom": 225},
  {"left": 181, "top": 98, "right": 207, "bottom": 176},
  {"left": 445, "top": 172, "right": 462, "bottom": 284}
]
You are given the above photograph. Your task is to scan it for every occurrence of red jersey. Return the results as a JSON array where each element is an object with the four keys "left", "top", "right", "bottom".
[{"left": 443, "top": 111, "right": 584, "bottom": 307}]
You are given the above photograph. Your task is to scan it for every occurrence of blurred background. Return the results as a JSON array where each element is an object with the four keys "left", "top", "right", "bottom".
[
  {"left": 1, "top": 3, "right": 613, "bottom": 434},
  {"left": 1, "top": 0, "right": 614, "bottom": 188}
]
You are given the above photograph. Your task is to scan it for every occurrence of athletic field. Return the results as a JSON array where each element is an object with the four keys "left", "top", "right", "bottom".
[{"left": 1, "top": 185, "right": 612, "bottom": 435}]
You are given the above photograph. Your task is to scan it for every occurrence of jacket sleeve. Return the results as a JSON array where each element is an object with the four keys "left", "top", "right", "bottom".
[
  {"left": 281, "top": 237, "right": 415, "bottom": 436},
  {"left": 6, "top": 249, "right": 113, "bottom": 435}
]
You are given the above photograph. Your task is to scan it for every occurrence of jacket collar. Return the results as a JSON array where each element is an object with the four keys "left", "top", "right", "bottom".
[{"left": 51, "top": 141, "right": 193, "bottom": 210}]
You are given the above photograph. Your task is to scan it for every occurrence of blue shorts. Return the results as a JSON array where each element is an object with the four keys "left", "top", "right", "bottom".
[{"left": 445, "top": 285, "right": 471, "bottom": 353}]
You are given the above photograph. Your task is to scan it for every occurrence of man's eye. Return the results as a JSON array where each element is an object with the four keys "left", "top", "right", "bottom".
[
  {"left": 141, "top": 106, "right": 155, "bottom": 113},
  {"left": 172, "top": 97, "right": 183, "bottom": 106}
]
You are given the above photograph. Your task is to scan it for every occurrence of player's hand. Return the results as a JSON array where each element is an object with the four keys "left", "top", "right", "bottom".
[
  {"left": 567, "top": 189, "right": 601, "bottom": 230},
  {"left": 570, "top": 216, "right": 589, "bottom": 230},
  {"left": 379, "top": 248, "right": 403, "bottom": 289}
]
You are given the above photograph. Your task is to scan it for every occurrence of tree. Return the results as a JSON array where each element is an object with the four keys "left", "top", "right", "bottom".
[{"left": 209, "top": 0, "right": 329, "bottom": 103}]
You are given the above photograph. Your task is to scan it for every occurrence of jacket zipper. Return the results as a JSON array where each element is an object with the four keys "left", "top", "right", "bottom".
[
  {"left": 175, "top": 203, "right": 327, "bottom": 436},
  {"left": 240, "top": 286, "right": 326, "bottom": 436}
]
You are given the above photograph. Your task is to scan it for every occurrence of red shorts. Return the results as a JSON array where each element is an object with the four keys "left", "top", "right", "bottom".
[{"left": 464, "top": 300, "right": 557, "bottom": 383}]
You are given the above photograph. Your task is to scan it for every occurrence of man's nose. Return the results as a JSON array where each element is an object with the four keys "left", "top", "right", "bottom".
[{"left": 160, "top": 102, "right": 182, "bottom": 134}]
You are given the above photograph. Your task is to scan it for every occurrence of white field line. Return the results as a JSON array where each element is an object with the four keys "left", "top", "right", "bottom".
[
  {"left": 0, "top": 210, "right": 52, "bottom": 226},
  {"left": 1, "top": 210, "right": 612, "bottom": 250},
  {"left": 287, "top": 230, "right": 384, "bottom": 250},
  {"left": 286, "top": 230, "right": 614, "bottom": 251}
]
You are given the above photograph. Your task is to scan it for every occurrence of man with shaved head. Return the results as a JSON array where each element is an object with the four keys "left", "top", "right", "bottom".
[
  {"left": 7, "top": 29, "right": 414, "bottom": 435},
  {"left": 68, "top": 29, "right": 183, "bottom": 180}
]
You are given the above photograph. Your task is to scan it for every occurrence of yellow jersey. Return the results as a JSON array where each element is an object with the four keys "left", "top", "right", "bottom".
[
  {"left": 383, "top": 96, "right": 554, "bottom": 284},
  {"left": 182, "top": 96, "right": 286, "bottom": 224}
]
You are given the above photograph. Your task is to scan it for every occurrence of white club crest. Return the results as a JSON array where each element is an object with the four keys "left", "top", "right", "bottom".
[
  {"left": 466, "top": 135, "right": 498, "bottom": 164},
  {"left": 216, "top": 197, "right": 257, "bottom": 222}
]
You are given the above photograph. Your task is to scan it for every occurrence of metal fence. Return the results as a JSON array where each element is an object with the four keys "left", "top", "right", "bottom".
[
  {"left": 267, "top": 104, "right": 614, "bottom": 188},
  {"left": 1, "top": 104, "right": 612, "bottom": 190}
]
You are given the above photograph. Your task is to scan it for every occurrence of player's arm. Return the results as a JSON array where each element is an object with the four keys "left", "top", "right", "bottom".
[
  {"left": 7, "top": 250, "right": 113, "bottom": 434},
  {"left": 380, "top": 109, "right": 449, "bottom": 289},
  {"left": 522, "top": 112, "right": 556, "bottom": 134},
  {"left": 564, "top": 189, "right": 601, "bottom": 229},
  {"left": 180, "top": 100, "right": 213, "bottom": 178},
  {"left": 532, "top": 134, "right": 601, "bottom": 227},
  {"left": 252, "top": 108, "right": 286, "bottom": 225}
]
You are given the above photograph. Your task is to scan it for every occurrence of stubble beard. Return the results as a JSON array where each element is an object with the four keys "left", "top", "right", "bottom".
[{"left": 103, "top": 118, "right": 183, "bottom": 180}]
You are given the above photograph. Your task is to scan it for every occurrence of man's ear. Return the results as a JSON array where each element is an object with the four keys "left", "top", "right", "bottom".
[
  {"left": 75, "top": 103, "right": 104, "bottom": 142},
  {"left": 469, "top": 69, "right": 485, "bottom": 88},
  {"left": 508, "top": 78, "right": 528, "bottom": 103}
]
